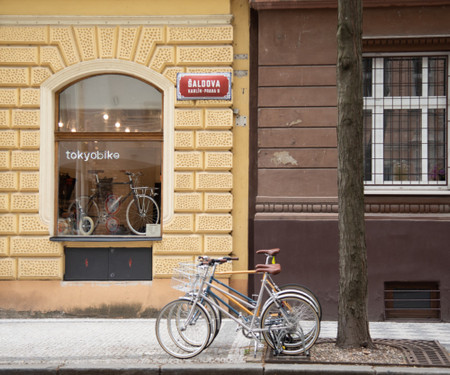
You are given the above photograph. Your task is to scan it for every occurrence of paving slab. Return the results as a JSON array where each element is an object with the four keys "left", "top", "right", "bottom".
[{"left": 0, "top": 319, "right": 449, "bottom": 374}]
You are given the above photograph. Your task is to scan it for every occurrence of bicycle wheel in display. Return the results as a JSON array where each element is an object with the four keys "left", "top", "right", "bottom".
[
  {"left": 278, "top": 283, "right": 322, "bottom": 320},
  {"left": 260, "top": 293, "right": 320, "bottom": 355},
  {"left": 155, "top": 299, "right": 211, "bottom": 359},
  {"left": 67, "top": 196, "right": 99, "bottom": 235},
  {"left": 78, "top": 215, "right": 94, "bottom": 235},
  {"left": 105, "top": 194, "right": 120, "bottom": 214},
  {"left": 126, "top": 195, "right": 160, "bottom": 235}
]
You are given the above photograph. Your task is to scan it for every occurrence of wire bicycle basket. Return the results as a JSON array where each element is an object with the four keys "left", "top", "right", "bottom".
[{"left": 171, "top": 262, "right": 210, "bottom": 293}]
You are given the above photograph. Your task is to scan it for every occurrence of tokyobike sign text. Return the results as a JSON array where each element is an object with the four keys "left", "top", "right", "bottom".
[{"left": 65, "top": 150, "right": 120, "bottom": 162}]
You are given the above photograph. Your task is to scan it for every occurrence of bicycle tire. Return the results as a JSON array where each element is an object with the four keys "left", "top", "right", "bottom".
[
  {"left": 180, "top": 296, "right": 220, "bottom": 348},
  {"left": 278, "top": 284, "right": 322, "bottom": 320},
  {"left": 67, "top": 196, "right": 99, "bottom": 235},
  {"left": 126, "top": 194, "right": 160, "bottom": 235},
  {"left": 202, "top": 296, "right": 223, "bottom": 346},
  {"left": 155, "top": 299, "right": 211, "bottom": 359},
  {"left": 78, "top": 216, "right": 94, "bottom": 235},
  {"left": 158, "top": 300, "right": 204, "bottom": 354},
  {"left": 260, "top": 293, "right": 320, "bottom": 355}
]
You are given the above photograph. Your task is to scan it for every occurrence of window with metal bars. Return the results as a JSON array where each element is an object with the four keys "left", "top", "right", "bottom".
[{"left": 363, "top": 56, "right": 448, "bottom": 189}]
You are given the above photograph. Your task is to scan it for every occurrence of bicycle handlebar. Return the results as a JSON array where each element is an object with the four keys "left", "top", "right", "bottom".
[{"left": 198, "top": 256, "right": 239, "bottom": 265}]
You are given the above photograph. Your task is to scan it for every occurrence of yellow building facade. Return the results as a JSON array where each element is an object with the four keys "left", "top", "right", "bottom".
[{"left": 0, "top": 0, "right": 249, "bottom": 315}]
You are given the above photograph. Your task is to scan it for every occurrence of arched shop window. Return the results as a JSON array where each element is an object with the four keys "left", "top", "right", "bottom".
[{"left": 55, "top": 74, "right": 163, "bottom": 238}]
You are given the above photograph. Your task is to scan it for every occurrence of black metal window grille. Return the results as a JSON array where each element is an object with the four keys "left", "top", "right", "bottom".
[
  {"left": 363, "top": 56, "right": 447, "bottom": 187},
  {"left": 384, "top": 281, "right": 441, "bottom": 320}
]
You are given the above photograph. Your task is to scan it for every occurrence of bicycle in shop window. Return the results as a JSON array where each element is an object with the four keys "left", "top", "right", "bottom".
[{"left": 64, "top": 170, "right": 160, "bottom": 236}]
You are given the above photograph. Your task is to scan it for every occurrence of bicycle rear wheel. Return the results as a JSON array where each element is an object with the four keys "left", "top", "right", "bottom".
[
  {"left": 260, "top": 293, "right": 320, "bottom": 355},
  {"left": 126, "top": 195, "right": 159, "bottom": 235},
  {"left": 278, "top": 284, "right": 322, "bottom": 320},
  {"left": 155, "top": 299, "right": 211, "bottom": 359}
]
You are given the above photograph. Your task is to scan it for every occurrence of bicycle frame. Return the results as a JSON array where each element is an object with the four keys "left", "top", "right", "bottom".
[
  {"left": 191, "top": 262, "right": 291, "bottom": 340},
  {"left": 215, "top": 257, "right": 322, "bottom": 321},
  {"left": 94, "top": 171, "right": 156, "bottom": 210}
]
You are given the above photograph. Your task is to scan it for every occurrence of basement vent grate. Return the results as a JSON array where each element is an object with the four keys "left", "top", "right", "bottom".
[{"left": 384, "top": 281, "right": 440, "bottom": 320}]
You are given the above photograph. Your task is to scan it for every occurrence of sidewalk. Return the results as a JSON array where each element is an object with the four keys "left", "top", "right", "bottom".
[{"left": 0, "top": 319, "right": 449, "bottom": 374}]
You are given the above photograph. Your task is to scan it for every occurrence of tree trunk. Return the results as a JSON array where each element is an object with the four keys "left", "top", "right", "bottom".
[{"left": 336, "top": 0, "right": 373, "bottom": 349}]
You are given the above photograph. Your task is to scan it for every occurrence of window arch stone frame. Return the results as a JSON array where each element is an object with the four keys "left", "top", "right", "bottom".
[{"left": 40, "top": 59, "right": 175, "bottom": 236}]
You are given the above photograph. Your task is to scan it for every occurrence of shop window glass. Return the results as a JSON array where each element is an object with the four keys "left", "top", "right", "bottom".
[{"left": 56, "top": 74, "right": 162, "bottom": 238}]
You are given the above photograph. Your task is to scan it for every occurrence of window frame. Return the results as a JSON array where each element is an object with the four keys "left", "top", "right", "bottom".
[
  {"left": 363, "top": 52, "right": 450, "bottom": 195},
  {"left": 40, "top": 60, "right": 175, "bottom": 238},
  {"left": 55, "top": 73, "right": 163, "bottom": 240}
]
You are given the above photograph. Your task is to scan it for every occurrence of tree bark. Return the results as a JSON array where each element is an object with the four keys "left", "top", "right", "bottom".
[{"left": 336, "top": 0, "right": 373, "bottom": 349}]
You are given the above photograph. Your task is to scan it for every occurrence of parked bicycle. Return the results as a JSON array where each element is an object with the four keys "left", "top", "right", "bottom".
[
  {"left": 155, "top": 250, "right": 321, "bottom": 359},
  {"left": 215, "top": 248, "right": 322, "bottom": 321},
  {"left": 66, "top": 170, "right": 159, "bottom": 235}
]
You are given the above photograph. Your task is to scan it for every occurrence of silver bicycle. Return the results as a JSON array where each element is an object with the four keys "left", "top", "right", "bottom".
[{"left": 155, "top": 254, "right": 321, "bottom": 359}]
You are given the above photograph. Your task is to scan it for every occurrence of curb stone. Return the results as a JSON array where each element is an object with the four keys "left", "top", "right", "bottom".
[
  {"left": 263, "top": 364, "right": 450, "bottom": 375},
  {"left": 372, "top": 367, "right": 450, "bottom": 375},
  {"left": 265, "top": 364, "right": 376, "bottom": 374},
  {"left": 1, "top": 364, "right": 449, "bottom": 375},
  {"left": 0, "top": 365, "right": 58, "bottom": 374},
  {"left": 160, "top": 363, "right": 263, "bottom": 374},
  {"left": 59, "top": 364, "right": 160, "bottom": 375}
]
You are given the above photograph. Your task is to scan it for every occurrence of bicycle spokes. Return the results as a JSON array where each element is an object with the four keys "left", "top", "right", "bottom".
[{"left": 126, "top": 194, "right": 160, "bottom": 235}]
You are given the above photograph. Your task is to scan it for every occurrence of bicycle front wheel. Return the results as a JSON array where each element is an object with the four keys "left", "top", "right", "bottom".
[
  {"left": 155, "top": 299, "right": 211, "bottom": 359},
  {"left": 126, "top": 195, "right": 160, "bottom": 235},
  {"left": 260, "top": 293, "right": 320, "bottom": 355},
  {"left": 78, "top": 215, "right": 94, "bottom": 235},
  {"left": 67, "top": 196, "right": 99, "bottom": 235},
  {"left": 198, "top": 297, "right": 221, "bottom": 347}
]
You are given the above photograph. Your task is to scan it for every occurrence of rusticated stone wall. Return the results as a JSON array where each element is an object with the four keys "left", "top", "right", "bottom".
[{"left": 0, "top": 19, "right": 235, "bottom": 280}]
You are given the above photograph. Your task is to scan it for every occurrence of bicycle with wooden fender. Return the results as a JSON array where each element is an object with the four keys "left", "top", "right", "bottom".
[{"left": 155, "top": 249, "right": 321, "bottom": 359}]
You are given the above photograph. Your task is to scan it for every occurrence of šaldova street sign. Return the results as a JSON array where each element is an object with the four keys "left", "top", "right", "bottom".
[{"left": 176, "top": 72, "right": 232, "bottom": 100}]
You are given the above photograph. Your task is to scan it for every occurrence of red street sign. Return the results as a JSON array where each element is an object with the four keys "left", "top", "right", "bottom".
[{"left": 177, "top": 73, "right": 232, "bottom": 100}]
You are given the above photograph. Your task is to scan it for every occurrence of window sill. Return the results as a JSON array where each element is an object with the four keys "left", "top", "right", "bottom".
[
  {"left": 365, "top": 188, "right": 450, "bottom": 195},
  {"left": 50, "top": 236, "right": 162, "bottom": 242}
]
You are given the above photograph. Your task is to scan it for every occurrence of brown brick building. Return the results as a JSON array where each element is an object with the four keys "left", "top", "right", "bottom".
[{"left": 249, "top": 0, "right": 450, "bottom": 321}]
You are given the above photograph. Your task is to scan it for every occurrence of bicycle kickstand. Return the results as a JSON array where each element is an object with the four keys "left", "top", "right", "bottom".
[{"left": 249, "top": 331, "right": 264, "bottom": 358}]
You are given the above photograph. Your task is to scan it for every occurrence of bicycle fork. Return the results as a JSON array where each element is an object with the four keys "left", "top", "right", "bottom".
[{"left": 180, "top": 268, "right": 210, "bottom": 331}]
